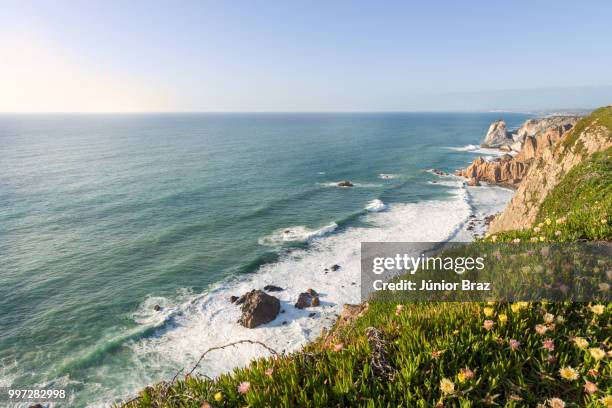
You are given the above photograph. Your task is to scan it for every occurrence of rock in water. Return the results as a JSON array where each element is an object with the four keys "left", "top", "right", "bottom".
[
  {"left": 263, "top": 285, "right": 284, "bottom": 292},
  {"left": 482, "top": 120, "right": 513, "bottom": 147},
  {"left": 337, "top": 180, "right": 354, "bottom": 187},
  {"left": 331, "top": 264, "right": 341, "bottom": 271},
  {"left": 237, "top": 290, "right": 280, "bottom": 328},
  {"left": 295, "top": 290, "right": 320, "bottom": 309},
  {"left": 229, "top": 295, "right": 239, "bottom": 303},
  {"left": 153, "top": 304, "right": 162, "bottom": 311}
]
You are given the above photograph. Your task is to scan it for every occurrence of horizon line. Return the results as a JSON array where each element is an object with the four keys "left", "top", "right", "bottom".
[{"left": 0, "top": 108, "right": 594, "bottom": 115}]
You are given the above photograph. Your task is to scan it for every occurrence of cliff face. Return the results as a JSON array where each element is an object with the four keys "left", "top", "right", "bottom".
[
  {"left": 514, "top": 116, "right": 580, "bottom": 143},
  {"left": 457, "top": 117, "right": 577, "bottom": 187},
  {"left": 488, "top": 106, "right": 612, "bottom": 233}
]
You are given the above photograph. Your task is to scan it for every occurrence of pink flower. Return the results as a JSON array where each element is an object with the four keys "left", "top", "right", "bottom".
[
  {"left": 584, "top": 380, "right": 598, "bottom": 394},
  {"left": 547, "top": 355, "right": 557, "bottom": 364},
  {"left": 535, "top": 324, "right": 548, "bottom": 335},
  {"left": 543, "top": 339, "right": 555, "bottom": 351},
  {"left": 509, "top": 339, "right": 521, "bottom": 350},
  {"left": 237, "top": 381, "right": 251, "bottom": 394},
  {"left": 264, "top": 368, "right": 274, "bottom": 377},
  {"left": 548, "top": 398, "right": 565, "bottom": 408},
  {"left": 483, "top": 320, "right": 494, "bottom": 330},
  {"left": 333, "top": 343, "right": 344, "bottom": 352}
]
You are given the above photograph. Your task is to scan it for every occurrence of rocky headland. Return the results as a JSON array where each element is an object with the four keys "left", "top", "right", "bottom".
[{"left": 456, "top": 115, "right": 580, "bottom": 187}]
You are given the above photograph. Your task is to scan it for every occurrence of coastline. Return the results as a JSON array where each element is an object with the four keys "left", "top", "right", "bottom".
[{"left": 113, "top": 161, "right": 515, "bottom": 406}]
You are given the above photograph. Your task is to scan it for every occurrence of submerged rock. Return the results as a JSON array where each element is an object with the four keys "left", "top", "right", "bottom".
[
  {"left": 263, "top": 285, "right": 284, "bottom": 292},
  {"left": 337, "top": 180, "right": 354, "bottom": 187},
  {"left": 153, "top": 304, "right": 162, "bottom": 311},
  {"left": 331, "top": 264, "right": 341, "bottom": 271},
  {"left": 431, "top": 168, "right": 449, "bottom": 176},
  {"left": 237, "top": 289, "right": 280, "bottom": 328}
]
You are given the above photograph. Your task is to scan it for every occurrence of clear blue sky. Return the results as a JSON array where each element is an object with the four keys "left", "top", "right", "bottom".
[{"left": 2, "top": 0, "right": 612, "bottom": 112}]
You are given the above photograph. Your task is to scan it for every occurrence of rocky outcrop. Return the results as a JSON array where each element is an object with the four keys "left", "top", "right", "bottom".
[
  {"left": 482, "top": 120, "right": 513, "bottom": 147},
  {"left": 458, "top": 115, "right": 580, "bottom": 187},
  {"left": 295, "top": 289, "right": 320, "bottom": 309},
  {"left": 236, "top": 289, "right": 280, "bottom": 328},
  {"left": 489, "top": 107, "right": 612, "bottom": 233},
  {"left": 337, "top": 180, "right": 354, "bottom": 187},
  {"left": 456, "top": 156, "right": 529, "bottom": 187}
]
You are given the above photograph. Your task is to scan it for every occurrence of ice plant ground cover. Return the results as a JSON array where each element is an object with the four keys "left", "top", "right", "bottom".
[{"left": 124, "top": 301, "right": 610, "bottom": 407}]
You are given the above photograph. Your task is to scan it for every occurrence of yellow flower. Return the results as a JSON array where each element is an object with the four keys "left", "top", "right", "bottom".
[
  {"left": 511, "top": 301, "right": 528, "bottom": 313},
  {"left": 214, "top": 392, "right": 223, "bottom": 402},
  {"left": 483, "top": 307, "right": 494, "bottom": 317},
  {"left": 589, "top": 348, "right": 606, "bottom": 361},
  {"left": 440, "top": 378, "right": 455, "bottom": 394},
  {"left": 556, "top": 315, "right": 565, "bottom": 324},
  {"left": 600, "top": 395, "right": 612, "bottom": 408},
  {"left": 601, "top": 219, "right": 607, "bottom": 224},
  {"left": 543, "top": 313, "right": 554, "bottom": 323},
  {"left": 498, "top": 314, "right": 508, "bottom": 324},
  {"left": 539, "top": 236, "right": 545, "bottom": 242},
  {"left": 573, "top": 337, "right": 588, "bottom": 349},
  {"left": 457, "top": 368, "right": 474, "bottom": 383},
  {"left": 545, "top": 218, "right": 552, "bottom": 225},
  {"left": 491, "top": 235, "right": 497, "bottom": 242},
  {"left": 590, "top": 304, "right": 605, "bottom": 315},
  {"left": 559, "top": 366, "right": 579, "bottom": 381}
]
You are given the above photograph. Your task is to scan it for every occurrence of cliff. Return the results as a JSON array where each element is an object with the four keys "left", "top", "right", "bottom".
[
  {"left": 489, "top": 106, "right": 612, "bottom": 233},
  {"left": 457, "top": 115, "right": 582, "bottom": 187}
]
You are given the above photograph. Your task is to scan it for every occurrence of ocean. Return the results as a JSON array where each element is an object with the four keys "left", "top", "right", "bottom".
[{"left": 0, "top": 113, "right": 528, "bottom": 406}]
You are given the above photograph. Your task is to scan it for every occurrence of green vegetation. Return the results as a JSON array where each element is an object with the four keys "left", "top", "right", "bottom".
[
  {"left": 124, "top": 301, "right": 610, "bottom": 407},
  {"left": 488, "top": 148, "right": 611, "bottom": 243},
  {"left": 560, "top": 106, "right": 612, "bottom": 153}
]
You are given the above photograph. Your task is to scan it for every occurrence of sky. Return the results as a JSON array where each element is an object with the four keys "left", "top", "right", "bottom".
[{"left": 1, "top": 0, "right": 612, "bottom": 112}]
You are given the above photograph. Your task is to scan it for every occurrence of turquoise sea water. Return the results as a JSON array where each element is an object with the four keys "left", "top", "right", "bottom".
[{"left": 0, "top": 113, "right": 529, "bottom": 406}]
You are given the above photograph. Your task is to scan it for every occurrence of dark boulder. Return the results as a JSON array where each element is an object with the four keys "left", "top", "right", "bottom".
[
  {"left": 295, "top": 290, "right": 320, "bottom": 309},
  {"left": 263, "top": 285, "right": 284, "bottom": 292},
  {"left": 331, "top": 264, "right": 341, "bottom": 271},
  {"left": 237, "top": 290, "right": 280, "bottom": 328},
  {"left": 153, "top": 304, "right": 162, "bottom": 311},
  {"left": 229, "top": 295, "right": 239, "bottom": 303},
  {"left": 337, "top": 180, "right": 354, "bottom": 187}
]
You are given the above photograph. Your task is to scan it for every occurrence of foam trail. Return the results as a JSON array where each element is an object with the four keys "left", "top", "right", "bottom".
[
  {"left": 258, "top": 223, "right": 338, "bottom": 246},
  {"left": 365, "top": 199, "right": 387, "bottom": 212},
  {"left": 445, "top": 145, "right": 508, "bottom": 156}
]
